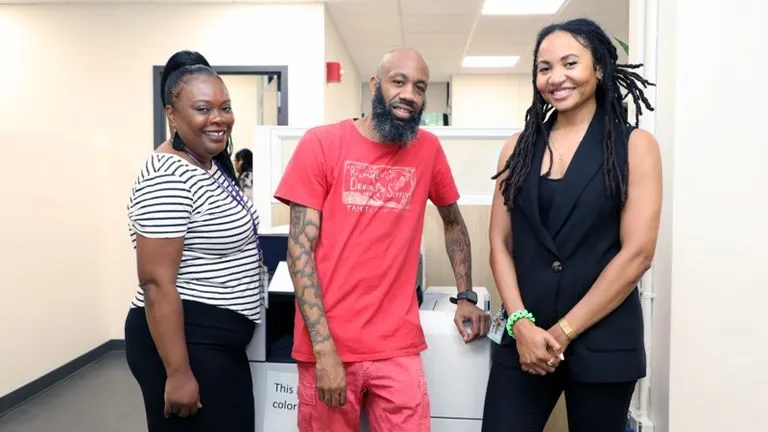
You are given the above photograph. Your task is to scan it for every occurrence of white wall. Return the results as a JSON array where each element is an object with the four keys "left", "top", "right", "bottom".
[
  {"left": 0, "top": 3, "right": 325, "bottom": 399},
  {"left": 643, "top": 0, "right": 673, "bottom": 428},
  {"left": 652, "top": 0, "right": 768, "bottom": 430},
  {"left": 324, "top": 9, "right": 361, "bottom": 123},
  {"left": 450, "top": 74, "right": 531, "bottom": 127}
]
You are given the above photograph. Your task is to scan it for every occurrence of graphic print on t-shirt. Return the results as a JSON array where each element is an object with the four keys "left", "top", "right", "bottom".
[{"left": 342, "top": 160, "right": 416, "bottom": 212}]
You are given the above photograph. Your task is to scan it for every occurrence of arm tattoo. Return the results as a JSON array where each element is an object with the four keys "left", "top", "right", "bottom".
[
  {"left": 437, "top": 203, "right": 473, "bottom": 291},
  {"left": 287, "top": 203, "right": 332, "bottom": 349}
]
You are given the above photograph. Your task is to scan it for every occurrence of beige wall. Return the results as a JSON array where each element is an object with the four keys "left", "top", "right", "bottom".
[
  {"left": 0, "top": 3, "right": 325, "bottom": 398},
  {"left": 450, "top": 74, "right": 532, "bottom": 128},
  {"left": 0, "top": 131, "right": 111, "bottom": 401},
  {"left": 324, "top": 10, "right": 362, "bottom": 123}
]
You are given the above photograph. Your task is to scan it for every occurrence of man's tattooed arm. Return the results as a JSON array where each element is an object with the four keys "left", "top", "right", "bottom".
[
  {"left": 287, "top": 203, "right": 335, "bottom": 353},
  {"left": 437, "top": 203, "right": 473, "bottom": 292}
]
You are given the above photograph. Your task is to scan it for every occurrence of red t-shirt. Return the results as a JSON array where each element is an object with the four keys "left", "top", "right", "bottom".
[{"left": 274, "top": 119, "right": 460, "bottom": 362}]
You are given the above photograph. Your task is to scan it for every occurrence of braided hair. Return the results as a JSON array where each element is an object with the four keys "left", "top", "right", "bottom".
[
  {"left": 160, "top": 50, "right": 211, "bottom": 106},
  {"left": 492, "top": 18, "right": 655, "bottom": 208},
  {"left": 164, "top": 63, "right": 238, "bottom": 184}
]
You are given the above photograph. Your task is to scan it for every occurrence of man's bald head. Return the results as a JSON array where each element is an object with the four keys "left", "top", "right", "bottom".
[{"left": 375, "top": 47, "right": 430, "bottom": 81}]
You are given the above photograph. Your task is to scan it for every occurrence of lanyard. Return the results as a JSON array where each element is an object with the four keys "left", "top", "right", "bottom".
[{"left": 183, "top": 150, "right": 262, "bottom": 258}]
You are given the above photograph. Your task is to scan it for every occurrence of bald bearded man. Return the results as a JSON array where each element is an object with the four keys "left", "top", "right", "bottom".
[{"left": 274, "top": 47, "right": 490, "bottom": 432}]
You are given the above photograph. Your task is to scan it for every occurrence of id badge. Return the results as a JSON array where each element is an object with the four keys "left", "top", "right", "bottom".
[{"left": 487, "top": 307, "right": 508, "bottom": 345}]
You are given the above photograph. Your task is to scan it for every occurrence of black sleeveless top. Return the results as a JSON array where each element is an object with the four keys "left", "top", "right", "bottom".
[
  {"left": 493, "top": 104, "right": 646, "bottom": 383},
  {"left": 538, "top": 176, "right": 560, "bottom": 225}
]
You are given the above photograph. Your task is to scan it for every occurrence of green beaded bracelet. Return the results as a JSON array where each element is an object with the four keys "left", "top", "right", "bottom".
[{"left": 506, "top": 309, "right": 536, "bottom": 339}]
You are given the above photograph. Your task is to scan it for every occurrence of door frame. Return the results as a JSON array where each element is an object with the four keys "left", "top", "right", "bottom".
[{"left": 152, "top": 65, "right": 289, "bottom": 148}]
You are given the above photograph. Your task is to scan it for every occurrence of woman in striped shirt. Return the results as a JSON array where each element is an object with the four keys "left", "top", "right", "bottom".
[{"left": 124, "top": 52, "right": 263, "bottom": 432}]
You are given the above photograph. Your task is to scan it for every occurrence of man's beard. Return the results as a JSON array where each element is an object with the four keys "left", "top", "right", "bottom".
[{"left": 370, "top": 83, "right": 425, "bottom": 147}]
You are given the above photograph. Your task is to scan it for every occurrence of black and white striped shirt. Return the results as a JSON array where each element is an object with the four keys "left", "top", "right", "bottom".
[{"left": 127, "top": 153, "right": 262, "bottom": 323}]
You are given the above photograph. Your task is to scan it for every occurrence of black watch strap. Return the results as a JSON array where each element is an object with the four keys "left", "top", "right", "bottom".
[{"left": 450, "top": 290, "right": 478, "bottom": 305}]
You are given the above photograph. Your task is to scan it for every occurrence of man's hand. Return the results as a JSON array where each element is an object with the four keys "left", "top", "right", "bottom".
[
  {"left": 454, "top": 300, "right": 491, "bottom": 343},
  {"left": 437, "top": 202, "right": 483, "bottom": 343},
  {"left": 287, "top": 203, "right": 346, "bottom": 405},
  {"left": 315, "top": 348, "right": 347, "bottom": 407}
]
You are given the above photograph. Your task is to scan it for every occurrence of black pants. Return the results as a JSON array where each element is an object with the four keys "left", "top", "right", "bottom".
[
  {"left": 125, "top": 300, "right": 256, "bottom": 432},
  {"left": 481, "top": 361, "right": 635, "bottom": 432}
]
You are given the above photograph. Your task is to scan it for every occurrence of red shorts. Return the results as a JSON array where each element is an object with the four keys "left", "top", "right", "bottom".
[{"left": 296, "top": 355, "right": 431, "bottom": 432}]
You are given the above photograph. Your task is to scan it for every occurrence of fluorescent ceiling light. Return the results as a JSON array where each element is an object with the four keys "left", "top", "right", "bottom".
[
  {"left": 482, "top": 0, "right": 567, "bottom": 15},
  {"left": 462, "top": 56, "right": 520, "bottom": 68}
]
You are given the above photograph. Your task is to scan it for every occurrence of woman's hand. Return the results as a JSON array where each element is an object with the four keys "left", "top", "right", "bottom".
[
  {"left": 513, "top": 319, "right": 562, "bottom": 375},
  {"left": 164, "top": 369, "right": 202, "bottom": 418},
  {"left": 547, "top": 323, "right": 572, "bottom": 357}
]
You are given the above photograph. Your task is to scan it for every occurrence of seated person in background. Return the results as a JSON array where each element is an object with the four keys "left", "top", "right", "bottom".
[
  {"left": 274, "top": 46, "right": 491, "bottom": 432},
  {"left": 235, "top": 148, "right": 253, "bottom": 201},
  {"left": 124, "top": 50, "right": 263, "bottom": 432}
]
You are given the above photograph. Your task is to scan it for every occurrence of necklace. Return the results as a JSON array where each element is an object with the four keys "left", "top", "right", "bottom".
[
  {"left": 547, "top": 132, "right": 582, "bottom": 179},
  {"left": 551, "top": 144, "right": 569, "bottom": 178}
]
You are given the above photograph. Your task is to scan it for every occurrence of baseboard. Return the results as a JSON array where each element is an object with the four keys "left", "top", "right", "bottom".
[
  {"left": 0, "top": 338, "right": 126, "bottom": 417},
  {"left": 108, "top": 339, "right": 126, "bottom": 351}
]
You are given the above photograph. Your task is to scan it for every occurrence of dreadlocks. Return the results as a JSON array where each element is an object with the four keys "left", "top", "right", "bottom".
[{"left": 492, "top": 18, "right": 655, "bottom": 208}]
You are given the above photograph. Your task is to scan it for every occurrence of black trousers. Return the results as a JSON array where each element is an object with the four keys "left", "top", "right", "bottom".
[
  {"left": 125, "top": 300, "right": 256, "bottom": 432},
  {"left": 481, "top": 361, "right": 635, "bottom": 432}
]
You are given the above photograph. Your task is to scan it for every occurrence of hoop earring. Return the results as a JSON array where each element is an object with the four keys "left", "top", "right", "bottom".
[{"left": 171, "top": 132, "right": 185, "bottom": 151}]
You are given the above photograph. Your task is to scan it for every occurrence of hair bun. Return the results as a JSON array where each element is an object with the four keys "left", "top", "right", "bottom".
[{"left": 160, "top": 50, "right": 211, "bottom": 106}]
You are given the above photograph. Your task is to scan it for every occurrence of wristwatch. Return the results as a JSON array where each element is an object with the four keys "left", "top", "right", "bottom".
[{"left": 450, "top": 290, "right": 478, "bottom": 305}]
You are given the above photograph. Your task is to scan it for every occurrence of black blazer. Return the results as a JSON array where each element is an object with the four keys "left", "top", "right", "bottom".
[{"left": 493, "top": 105, "right": 646, "bottom": 383}]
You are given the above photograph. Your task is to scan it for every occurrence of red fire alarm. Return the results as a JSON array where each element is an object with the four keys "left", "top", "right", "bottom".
[{"left": 326, "top": 61, "right": 342, "bottom": 83}]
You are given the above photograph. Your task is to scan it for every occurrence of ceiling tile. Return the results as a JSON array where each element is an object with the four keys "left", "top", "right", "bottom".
[
  {"left": 401, "top": 14, "right": 474, "bottom": 33},
  {"left": 327, "top": 0, "right": 399, "bottom": 14},
  {"left": 405, "top": 32, "right": 470, "bottom": 47},
  {"left": 473, "top": 16, "right": 551, "bottom": 35},
  {"left": 400, "top": 0, "right": 483, "bottom": 16},
  {"left": 416, "top": 46, "right": 467, "bottom": 58},
  {"left": 559, "top": 0, "right": 629, "bottom": 22},
  {"left": 338, "top": 20, "right": 402, "bottom": 40},
  {"left": 457, "top": 67, "right": 519, "bottom": 75}
]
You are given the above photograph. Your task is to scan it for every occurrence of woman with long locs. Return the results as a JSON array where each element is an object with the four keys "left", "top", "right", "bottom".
[{"left": 482, "top": 18, "right": 662, "bottom": 432}]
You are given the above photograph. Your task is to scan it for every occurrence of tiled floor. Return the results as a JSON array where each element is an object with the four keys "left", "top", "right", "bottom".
[{"left": 0, "top": 351, "right": 146, "bottom": 432}]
